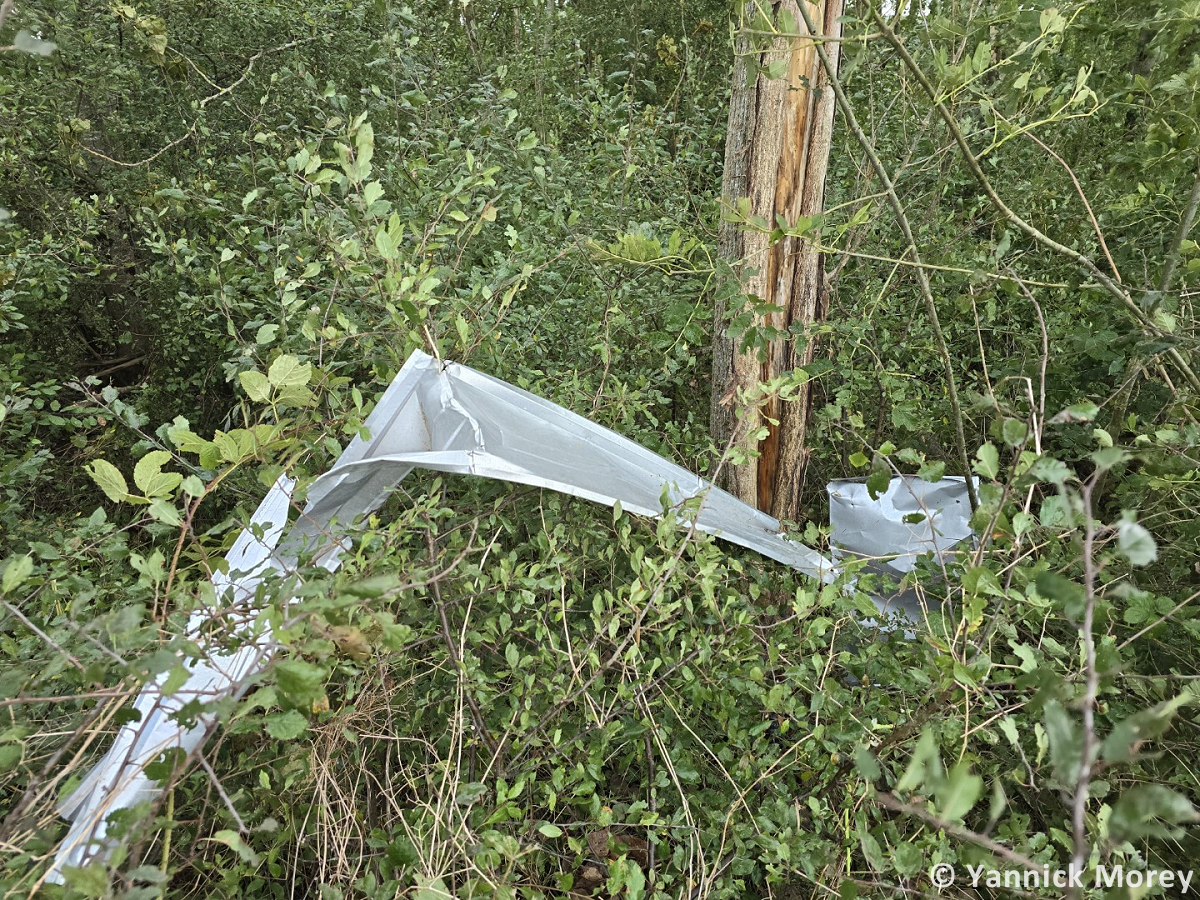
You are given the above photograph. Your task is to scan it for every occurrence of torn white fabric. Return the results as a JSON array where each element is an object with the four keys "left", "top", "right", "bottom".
[
  {"left": 828, "top": 475, "right": 974, "bottom": 574},
  {"left": 283, "top": 350, "right": 836, "bottom": 578},
  {"left": 47, "top": 351, "right": 972, "bottom": 881}
]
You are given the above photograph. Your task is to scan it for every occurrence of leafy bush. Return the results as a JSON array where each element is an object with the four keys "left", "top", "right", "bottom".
[{"left": 1, "top": 0, "right": 1198, "bottom": 898}]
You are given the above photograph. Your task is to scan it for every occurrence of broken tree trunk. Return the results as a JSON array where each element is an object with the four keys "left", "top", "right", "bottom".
[{"left": 711, "top": 0, "right": 843, "bottom": 523}]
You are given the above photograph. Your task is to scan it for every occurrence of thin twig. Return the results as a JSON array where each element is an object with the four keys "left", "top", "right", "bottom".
[
  {"left": 1069, "top": 479, "right": 1100, "bottom": 897},
  {"left": 1118, "top": 588, "right": 1200, "bottom": 650},
  {"left": 1158, "top": 156, "right": 1200, "bottom": 294},
  {"left": 79, "top": 37, "right": 318, "bottom": 168},
  {"left": 424, "top": 524, "right": 499, "bottom": 757},
  {"left": 198, "top": 753, "right": 245, "bottom": 831},
  {"left": 1021, "top": 130, "right": 1121, "bottom": 283},
  {"left": 0, "top": 599, "right": 86, "bottom": 673},
  {"left": 876, "top": 792, "right": 1043, "bottom": 873}
]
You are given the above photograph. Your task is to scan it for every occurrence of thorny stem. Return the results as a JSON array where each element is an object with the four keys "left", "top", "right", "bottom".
[
  {"left": 795, "top": 1, "right": 978, "bottom": 510},
  {"left": 870, "top": 7, "right": 1200, "bottom": 394}
]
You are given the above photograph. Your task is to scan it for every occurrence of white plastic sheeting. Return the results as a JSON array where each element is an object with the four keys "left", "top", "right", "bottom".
[{"left": 46, "top": 351, "right": 973, "bottom": 881}]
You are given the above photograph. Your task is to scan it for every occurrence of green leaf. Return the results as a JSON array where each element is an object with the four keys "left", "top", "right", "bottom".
[
  {"left": 148, "top": 499, "right": 183, "bottom": 526},
  {"left": 998, "top": 716, "right": 1020, "bottom": 747},
  {"left": 1043, "top": 700, "right": 1083, "bottom": 786},
  {"left": 1029, "top": 455, "right": 1072, "bottom": 485},
  {"left": 267, "top": 355, "right": 312, "bottom": 389},
  {"left": 86, "top": 459, "right": 130, "bottom": 502},
  {"left": 859, "top": 831, "right": 885, "bottom": 872},
  {"left": 866, "top": 466, "right": 890, "bottom": 501},
  {"left": 160, "top": 665, "right": 191, "bottom": 696},
  {"left": 517, "top": 132, "right": 539, "bottom": 151},
  {"left": 274, "top": 659, "right": 326, "bottom": 708},
  {"left": 1109, "top": 785, "right": 1199, "bottom": 841},
  {"left": 1040, "top": 6, "right": 1066, "bottom": 34},
  {"left": 917, "top": 460, "right": 945, "bottom": 482},
  {"left": 936, "top": 762, "right": 982, "bottom": 821},
  {"left": 414, "top": 877, "right": 453, "bottom": 900},
  {"left": 264, "top": 710, "right": 308, "bottom": 740},
  {"left": 765, "top": 58, "right": 788, "bottom": 80},
  {"left": 1102, "top": 687, "right": 1199, "bottom": 763},
  {"left": 623, "top": 860, "right": 646, "bottom": 899},
  {"left": 354, "top": 121, "right": 374, "bottom": 175},
  {"left": 1001, "top": 418, "right": 1028, "bottom": 447},
  {"left": 1051, "top": 401, "right": 1099, "bottom": 423},
  {"left": 363, "top": 181, "right": 385, "bottom": 207},
  {"left": 181, "top": 475, "right": 205, "bottom": 497},
  {"left": 974, "top": 442, "right": 999, "bottom": 479},
  {"left": 13, "top": 30, "right": 57, "bottom": 56},
  {"left": 255, "top": 324, "right": 278, "bottom": 345},
  {"left": 896, "top": 730, "right": 941, "bottom": 792},
  {"left": 1, "top": 556, "right": 33, "bottom": 594},
  {"left": 1036, "top": 572, "right": 1084, "bottom": 618},
  {"left": 1117, "top": 521, "right": 1157, "bottom": 567},
  {"left": 537, "top": 822, "right": 563, "bottom": 838},
  {"left": 848, "top": 452, "right": 869, "bottom": 468},
  {"left": 205, "top": 830, "right": 261, "bottom": 865},
  {"left": 1012, "top": 511, "right": 1034, "bottom": 537},
  {"left": 239, "top": 370, "right": 272, "bottom": 403},
  {"left": 854, "top": 745, "right": 880, "bottom": 781},
  {"left": 134, "top": 450, "right": 182, "bottom": 498},
  {"left": 0, "top": 744, "right": 23, "bottom": 772},
  {"left": 1039, "top": 495, "right": 1073, "bottom": 528}
]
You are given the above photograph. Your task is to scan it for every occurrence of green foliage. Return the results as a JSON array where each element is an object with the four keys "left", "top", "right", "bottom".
[{"left": 1, "top": 0, "right": 1199, "bottom": 898}]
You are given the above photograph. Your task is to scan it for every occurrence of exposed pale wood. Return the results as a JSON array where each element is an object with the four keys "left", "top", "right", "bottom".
[{"left": 710, "top": 0, "right": 843, "bottom": 521}]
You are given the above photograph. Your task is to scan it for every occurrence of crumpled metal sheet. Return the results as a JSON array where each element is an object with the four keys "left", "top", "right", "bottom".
[
  {"left": 47, "top": 350, "right": 836, "bottom": 881},
  {"left": 827, "top": 475, "right": 975, "bottom": 622},
  {"left": 284, "top": 350, "right": 836, "bottom": 578},
  {"left": 50, "top": 476, "right": 295, "bottom": 879},
  {"left": 47, "top": 351, "right": 975, "bottom": 881}
]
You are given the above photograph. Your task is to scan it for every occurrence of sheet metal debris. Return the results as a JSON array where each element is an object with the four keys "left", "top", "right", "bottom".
[
  {"left": 47, "top": 351, "right": 973, "bottom": 881},
  {"left": 828, "top": 475, "right": 975, "bottom": 622}
]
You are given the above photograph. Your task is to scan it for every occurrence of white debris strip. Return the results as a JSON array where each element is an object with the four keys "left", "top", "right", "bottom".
[{"left": 46, "top": 350, "right": 972, "bottom": 881}]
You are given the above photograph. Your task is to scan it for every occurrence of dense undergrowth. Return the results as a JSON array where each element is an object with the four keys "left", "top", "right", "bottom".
[{"left": 1, "top": 0, "right": 1199, "bottom": 898}]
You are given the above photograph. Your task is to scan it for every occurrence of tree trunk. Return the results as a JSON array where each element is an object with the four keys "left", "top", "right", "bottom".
[{"left": 711, "top": 0, "right": 843, "bottom": 523}]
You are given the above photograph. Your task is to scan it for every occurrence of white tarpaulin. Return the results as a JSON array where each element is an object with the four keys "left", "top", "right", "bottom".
[{"left": 46, "top": 350, "right": 973, "bottom": 881}]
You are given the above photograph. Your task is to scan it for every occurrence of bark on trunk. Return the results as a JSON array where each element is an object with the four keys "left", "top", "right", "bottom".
[{"left": 711, "top": 0, "right": 843, "bottom": 524}]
